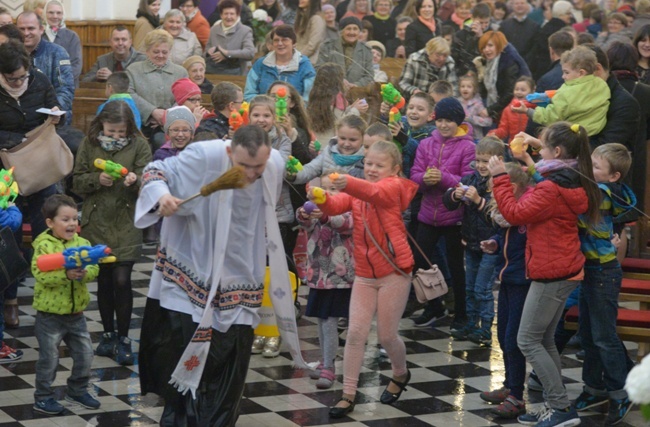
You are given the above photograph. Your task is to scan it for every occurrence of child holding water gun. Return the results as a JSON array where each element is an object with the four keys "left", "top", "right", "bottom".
[
  {"left": 456, "top": 73, "right": 493, "bottom": 140},
  {"left": 488, "top": 76, "right": 534, "bottom": 144},
  {"left": 72, "top": 101, "right": 152, "bottom": 366},
  {"left": 308, "top": 141, "right": 418, "bottom": 418},
  {"left": 31, "top": 195, "right": 100, "bottom": 415},
  {"left": 297, "top": 171, "right": 354, "bottom": 390},
  {"left": 487, "top": 122, "right": 600, "bottom": 426}
]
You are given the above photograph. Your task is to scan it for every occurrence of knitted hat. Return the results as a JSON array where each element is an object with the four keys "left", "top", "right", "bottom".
[
  {"left": 434, "top": 97, "right": 465, "bottom": 126},
  {"left": 339, "top": 16, "right": 362, "bottom": 31},
  {"left": 164, "top": 106, "right": 196, "bottom": 134},
  {"left": 182, "top": 55, "right": 206, "bottom": 71},
  {"left": 171, "top": 78, "right": 201, "bottom": 106},
  {"left": 366, "top": 41, "right": 386, "bottom": 59}
]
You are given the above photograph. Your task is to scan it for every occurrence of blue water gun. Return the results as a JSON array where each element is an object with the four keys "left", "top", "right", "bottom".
[{"left": 37, "top": 245, "right": 117, "bottom": 272}]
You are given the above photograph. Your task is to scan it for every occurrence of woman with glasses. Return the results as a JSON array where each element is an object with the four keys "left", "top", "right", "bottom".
[{"left": 205, "top": 0, "right": 256, "bottom": 75}]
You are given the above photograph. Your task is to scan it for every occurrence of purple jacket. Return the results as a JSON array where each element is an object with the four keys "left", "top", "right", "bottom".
[{"left": 411, "top": 123, "right": 476, "bottom": 226}]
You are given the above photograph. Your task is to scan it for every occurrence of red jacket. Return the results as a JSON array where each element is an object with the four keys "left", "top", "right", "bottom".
[
  {"left": 492, "top": 169, "right": 588, "bottom": 281},
  {"left": 319, "top": 176, "right": 418, "bottom": 279},
  {"left": 489, "top": 98, "right": 529, "bottom": 143}
]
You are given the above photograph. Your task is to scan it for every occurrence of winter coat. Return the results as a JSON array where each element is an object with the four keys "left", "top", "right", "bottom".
[
  {"left": 525, "top": 18, "right": 566, "bottom": 80},
  {"left": 498, "top": 16, "right": 539, "bottom": 63},
  {"left": 153, "top": 141, "right": 180, "bottom": 162},
  {"left": 535, "top": 60, "right": 563, "bottom": 93},
  {"left": 443, "top": 171, "right": 498, "bottom": 251},
  {"left": 489, "top": 97, "right": 529, "bottom": 143},
  {"left": 72, "top": 135, "right": 152, "bottom": 262},
  {"left": 205, "top": 21, "right": 255, "bottom": 74},
  {"left": 399, "top": 49, "right": 458, "bottom": 96},
  {"left": 293, "top": 138, "right": 364, "bottom": 184},
  {"left": 96, "top": 94, "right": 142, "bottom": 129},
  {"left": 169, "top": 27, "right": 202, "bottom": 66},
  {"left": 31, "top": 38, "right": 75, "bottom": 114},
  {"left": 458, "top": 95, "right": 492, "bottom": 139},
  {"left": 410, "top": 124, "right": 476, "bottom": 227},
  {"left": 386, "top": 38, "right": 404, "bottom": 58},
  {"left": 404, "top": 18, "right": 443, "bottom": 57},
  {"left": 451, "top": 26, "right": 480, "bottom": 77},
  {"left": 595, "top": 31, "right": 633, "bottom": 53},
  {"left": 31, "top": 230, "right": 98, "bottom": 315},
  {"left": 296, "top": 15, "right": 327, "bottom": 63},
  {"left": 317, "top": 38, "right": 374, "bottom": 87},
  {"left": 363, "top": 15, "right": 397, "bottom": 47},
  {"left": 590, "top": 74, "right": 640, "bottom": 150},
  {"left": 245, "top": 50, "right": 316, "bottom": 102},
  {"left": 197, "top": 111, "right": 230, "bottom": 140},
  {"left": 318, "top": 175, "right": 418, "bottom": 279},
  {"left": 382, "top": 115, "right": 435, "bottom": 178},
  {"left": 0, "top": 206, "right": 22, "bottom": 232},
  {"left": 50, "top": 28, "right": 82, "bottom": 86},
  {"left": 186, "top": 9, "right": 211, "bottom": 48},
  {"left": 296, "top": 210, "right": 355, "bottom": 289},
  {"left": 81, "top": 48, "right": 147, "bottom": 82},
  {"left": 492, "top": 168, "right": 588, "bottom": 281},
  {"left": 134, "top": 15, "right": 156, "bottom": 52}
]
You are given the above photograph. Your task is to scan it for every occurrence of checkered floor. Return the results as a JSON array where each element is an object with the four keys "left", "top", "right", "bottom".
[{"left": 0, "top": 244, "right": 646, "bottom": 426}]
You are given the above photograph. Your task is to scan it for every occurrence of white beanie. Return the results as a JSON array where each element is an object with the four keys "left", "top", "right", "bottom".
[{"left": 164, "top": 106, "right": 196, "bottom": 134}]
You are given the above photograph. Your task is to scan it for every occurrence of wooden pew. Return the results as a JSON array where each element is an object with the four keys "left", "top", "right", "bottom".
[
  {"left": 204, "top": 74, "right": 247, "bottom": 89},
  {"left": 380, "top": 57, "right": 406, "bottom": 82}
]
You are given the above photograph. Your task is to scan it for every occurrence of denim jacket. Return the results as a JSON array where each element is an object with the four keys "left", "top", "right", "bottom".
[{"left": 31, "top": 38, "right": 75, "bottom": 115}]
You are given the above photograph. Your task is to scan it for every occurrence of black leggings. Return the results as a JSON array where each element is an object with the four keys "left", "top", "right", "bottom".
[{"left": 97, "top": 261, "right": 135, "bottom": 337}]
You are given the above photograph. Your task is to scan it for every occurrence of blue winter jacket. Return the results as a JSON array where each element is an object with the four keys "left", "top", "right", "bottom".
[
  {"left": 31, "top": 39, "right": 75, "bottom": 116},
  {"left": 244, "top": 50, "right": 316, "bottom": 102},
  {"left": 0, "top": 206, "right": 22, "bottom": 232}
]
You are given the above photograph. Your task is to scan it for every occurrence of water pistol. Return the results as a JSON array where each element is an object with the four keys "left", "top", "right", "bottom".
[
  {"left": 275, "top": 87, "right": 288, "bottom": 120},
  {"left": 313, "top": 140, "right": 321, "bottom": 153},
  {"left": 94, "top": 159, "right": 128, "bottom": 180},
  {"left": 310, "top": 187, "right": 326, "bottom": 204},
  {"left": 380, "top": 83, "right": 406, "bottom": 109},
  {"left": 0, "top": 167, "right": 19, "bottom": 209},
  {"left": 389, "top": 107, "right": 402, "bottom": 124},
  {"left": 525, "top": 90, "right": 557, "bottom": 108},
  {"left": 229, "top": 102, "right": 249, "bottom": 131},
  {"left": 37, "top": 244, "right": 117, "bottom": 272},
  {"left": 303, "top": 201, "right": 317, "bottom": 214},
  {"left": 509, "top": 136, "right": 528, "bottom": 155},
  {"left": 286, "top": 156, "right": 303, "bottom": 174}
]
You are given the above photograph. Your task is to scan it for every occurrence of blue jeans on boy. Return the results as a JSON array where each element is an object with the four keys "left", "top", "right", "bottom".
[
  {"left": 579, "top": 265, "right": 629, "bottom": 399},
  {"left": 497, "top": 281, "right": 530, "bottom": 400},
  {"left": 464, "top": 249, "right": 498, "bottom": 326},
  {"left": 34, "top": 312, "right": 93, "bottom": 402}
]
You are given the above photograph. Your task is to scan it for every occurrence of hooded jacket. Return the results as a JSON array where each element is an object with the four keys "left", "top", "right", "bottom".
[
  {"left": 489, "top": 97, "right": 529, "bottom": 143},
  {"left": 245, "top": 50, "right": 316, "bottom": 102}
]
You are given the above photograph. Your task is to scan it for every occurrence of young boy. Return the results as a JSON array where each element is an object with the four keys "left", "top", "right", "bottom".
[
  {"left": 349, "top": 122, "right": 392, "bottom": 179},
  {"left": 197, "top": 81, "right": 244, "bottom": 140},
  {"left": 428, "top": 80, "right": 454, "bottom": 104},
  {"left": 443, "top": 137, "right": 502, "bottom": 346},
  {"left": 511, "top": 45, "right": 610, "bottom": 136},
  {"left": 31, "top": 195, "right": 100, "bottom": 415},
  {"left": 96, "top": 72, "right": 142, "bottom": 129},
  {"left": 573, "top": 143, "right": 637, "bottom": 425}
]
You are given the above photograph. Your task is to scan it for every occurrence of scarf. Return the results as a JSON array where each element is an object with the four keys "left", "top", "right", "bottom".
[
  {"left": 374, "top": 12, "right": 390, "bottom": 20},
  {"left": 0, "top": 74, "right": 29, "bottom": 100},
  {"left": 137, "top": 10, "right": 160, "bottom": 29},
  {"left": 612, "top": 69, "right": 638, "bottom": 81},
  {"left": 186, "top": 9, "right": 198, "bottom": 22},
  {"left": 221, "top": 18, "right": 241, "bottom": 34},
  {"left": 450, "top": 12, "right": 464, "bottom": 27},
  {"left": 535, "top": 158, "right": 579, "bottom": 175},
  {"left": 333, "top": 92, "right": 348, "bottom": 111},
  {"left": 98, "top": 133, "right": 130, "bottom": 152},
  {"left": 484, "top": 55, "right": 500, "bottom": 107},
  {"left": 418, "top": 16, "right": 436, "bottom": 33},
  {"left": 332, "top": 152, "right": 364, "bottom": 166}
]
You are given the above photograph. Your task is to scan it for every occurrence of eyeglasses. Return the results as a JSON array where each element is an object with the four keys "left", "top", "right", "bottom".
[
  {"left": 168, "top": 128, "right": 193, "bottom": 135},
  {"left": 4, "top": 73, "right": 29, "bottom": 83},
  {"left": 186, "top": 97, "right": 203, "bottom": 103}
]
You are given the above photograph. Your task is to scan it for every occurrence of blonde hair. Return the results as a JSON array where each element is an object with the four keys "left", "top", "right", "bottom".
[
  {"left": 368, "top": 140, "right": 402, "bottom": 169},
  {"left": 425, "top": 36, "right": 451, "bottom": 56},
  {"left": 458, "top": 73, "right": 479, "bottom": 95},
  {"left": 487, "top": 162, "right": 531, "bottom": 218},
  {"left": 23, "top": 0, "right": 46, "bottom": 12},
  {"left": 144, "top": 29, "right": 174, "bottom": 51},
  {"left": 249, "top": 94, "right": 276, "bottom": 117},
  {"left": 561, "top": 45, "right": 598, "bottom": 74},
  {"left": 476, "top": 135, "right": 504, "bottom": 157},
  {"left": 592, "top": 142, "right": 632, "bottom": 181},
  {"left": 337, "top": 114, "right": 367, "bottom": 136}
]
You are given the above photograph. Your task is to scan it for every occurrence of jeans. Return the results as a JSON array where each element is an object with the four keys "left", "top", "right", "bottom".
[
  {"left": 34, "top": 311, "right": 93, "bottom": 401},
  {"left": 579, "top": 266, "right": 629, "bottom": 399},
  {"left": 497, "top": 281, "right": 530, "bottom": 400},
  {"left": 517, "top": 279, "right": 578, "bottom": 409},
  {"left": 464, "top": 249, "right": 498, "bottom": 325}
]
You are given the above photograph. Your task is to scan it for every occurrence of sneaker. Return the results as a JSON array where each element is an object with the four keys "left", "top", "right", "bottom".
[
  {"left": 491, "top": 395, "right": 526, "bottom": 419},
  {"left": 517, "top": 403, "right": 551, "bottom": 426},
  {"left": 96, "top": 332, "right": 117, "bottom": 357},
  {"left": 378, "top": 346, "right": 389, "bottom": 359},
  {"left": 528, "top": 371, "right": 544, "bottom": 392},
  {"left": 337, "top": 318, "right": 348, "bottom": 330},
  {"left": 0, "top": 342, "right": 23, "bottom": 364},
  {"left": 606, "top": 397, "right": 633, "bottom": 425},
  {"left": 33, "top": 398, "right": 65, "bottom": 415},
  {"left": 115, "top": 336, "right": 134, "bottom": 366},
  {"left": 316, "top": 368, "right": 336, "bottom": 389},
  {"left": 251, "top": 335, "right": 266, "bottom": 354},
  {"left": 480, "top": 386, "right": 510, "bottom": 404},
  {"left": 467, "top": 328, "right": 492, "bottom": 347},
  {"left": 309, "top": 362, "right": 323, "bottom": 380},
  {"left": 450, "top": 323, "right": 475, "bottom": 340},
  {"left": 450, "top": 317, "right": 467, "bottom": 332},
  {"left": 573, "top": 390, "right": 608, "bottom": 412},
  {"left": 535, "top": 406, "right": 581, "bottom": 427},
  {"left": 402, "top": 299, "right": 424, "bottom": 318},
  {"left": 65, "top": 393, "right": 100, "bottom": 409},
  {"left": 575, "top": 349, "right": 585, "bottom": 360},
  {"left": 413, "top": 307, "right": 448, "bottom": 327}
]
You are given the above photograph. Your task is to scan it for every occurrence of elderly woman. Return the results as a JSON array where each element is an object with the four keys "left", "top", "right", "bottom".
[
  {"left": 399, "top": 36, "right": 457, "bottom": 96},
  {"left": 295, "top": 0, "right": 326, "bottom": 64},
  {"left": 405, "top": 0, "right": 442, "bottom": 56},
  {"left": 43, "top": 0, "right": 82, "bottom": 86},
  {"left": 343, "top": 0, "right": 372, "bottom": 20},
  {"left": 205, "top": 0, "right": 255, "bottom": 75},
  {"left": 634, "top": 24, "right": 650, "bottom": 83},
  {"left": 162, "top": 9, "right": 202, "bottom": 66},
  {"left": 474, "top": 30, "right": 531, "bottom": 121},
  {"left": 135, "top": 0, "right": 161, "bottom": 51},
  {"left": 179, "top": 0, "right": 210, "bottom": 48},
  {"left": 596, "top": 12, "right": 633, "bottom": 51},
  {"left": 127, "top": 29, "right": 188, "bottom": 149},
  {"left": 245, "top": 25, "right": 315, "bottom": 101},
  {"left": 317, "top": 17, "right": 374, "bottom": 88},
  {"left": 183, "top": 55, "right": 213, "bottom": 94},
  {"left": 322, "top": 4, "right": 339, "bottom": 40}
]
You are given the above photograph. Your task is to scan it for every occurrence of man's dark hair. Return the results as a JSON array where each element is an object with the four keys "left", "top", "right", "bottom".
[
  {"left": 585, "top": 43, "right": 609, "bottom": 72},
  {"left": 218, "top": 0, "right": 242, "bottom": 15},
  {"left": 106, "top": 71, "right": 130, "bottom": 93},
  {"left": 607, "top": 41, "right": 639, "bottom": 72},
  {"left": 271, "top": 24, "right": 297, "bottom": 44},
  {"left": 472, "top": 3, "right": 491, "bottom": 19},
  {"left": 0, "top": 24, "right": 25, "bottom": 43},
  {"left": 112, "top": 25, "right": 131, "bottom": 36},
  {"left": 548, "top": 30, "right": 574, "bottom": 56},
  {"left": 0, "top": 39, "right": 30, "bottom": 74},
  {"left": 232, "top": 125, "right": 271, "bottom": 156},
  {"left": 42, "top": 194, "right": 77, "bottom": 221}
]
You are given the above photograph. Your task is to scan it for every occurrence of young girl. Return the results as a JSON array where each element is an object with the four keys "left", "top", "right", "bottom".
[
  {"left": 487, "top": 122, "right": 600, "bottom": 426},
  {"left": 478, "top": 163, "right": 532, "bottom": 419},
  {"left": 72, "top": 101, "right": 153, "bottom": 366},
  {"left": 289, "top": 114, "right": 367, "bottom": 184},
  {"left": 297, "top": 172, "right": 354, "bottom": 390},
  {"left": 309, "top": 141, "right": 419, "bottom": 418},
  {"left": 153, "top": 105, "right": 197, "bottom": 161},
  {"left": 457, "top": 73, "right": 492, "bottom": 140},
  {"left": 488, "top": 75, "right": 534, "bottom": 144},
  {"left": 307, "top": 63, "right": 368, "bottom": 143}
]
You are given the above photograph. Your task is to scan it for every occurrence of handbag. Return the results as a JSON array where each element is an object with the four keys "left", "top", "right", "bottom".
[
  {"left": 0, "top": 226, "right": 28, "bottom": 293},
  {"left": 0, "top": 116, "right": 73, "bottom": 196},
  {"left": 362, "top": 206, "right": 447, "bottom": 303}
]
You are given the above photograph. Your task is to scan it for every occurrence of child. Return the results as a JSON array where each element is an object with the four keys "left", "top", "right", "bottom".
[
  {"left": 444, "top": 137, "right": 501, "bottom": 346},
  {"left": 511, "top": 46, "right": 611, "bottom": 137},
  {"left": 0, "top": 198, "right": 23, "bottom": 363},
  {"left": 428, "top": 80, "right": 454, "bottom": 104},
  {"left": 289, "top": 115, "right": 367, "bottom": 185},
  {"left": 366, "top": 41, "right": 389, "bottom": 83},
  {"left": 72, "top": 100, "right": 152, "bottom": 366},
  {"left": 196, "top": 81, "right": 243, "bottom": 139},
  {"left": 297, "top": 172, "right": 354, "bottom": 390},
  {"left": 153, "top": 106, "right": 197, "bottom": 161},
  {"left": 170, "top": 77, "right": 209, "bottom": 127},
  {"left": 96, "top": 72, "right": 142, "bottom": 129},
  {"left": 351, "top": 122, "right": 392, "bottom": 178},
  {"left": 478, "top": 162, "right": 533, "bottom": 419},
  {"left": 309, "top": 141, "right": 419, "bottom": 418},
  {"left": 488, "top": 76, "right": 534, "bottom": 144},
  {"left": 31, "top": 194, "right": 100, "bottom": 415},
  {"left": 456, "top": 73, "right": 492, "bottom": 140},
  {"left": 487, "top": 122, "right": 600, "bottom": 426},
  {"left": 573, "top": 143, "right": 636, "bottom": 425},
  {"left": 410, "top": 97, "right": 476, "bottom": 329}
]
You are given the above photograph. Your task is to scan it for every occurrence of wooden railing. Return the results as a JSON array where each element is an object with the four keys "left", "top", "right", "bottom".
[{"left": 66, "top": 20, "right": 135, "bottom": 74}]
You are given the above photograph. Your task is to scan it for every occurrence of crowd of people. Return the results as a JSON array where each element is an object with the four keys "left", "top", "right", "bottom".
[{"left": 0, "top": 0, "right": 649, "bottom": 425}]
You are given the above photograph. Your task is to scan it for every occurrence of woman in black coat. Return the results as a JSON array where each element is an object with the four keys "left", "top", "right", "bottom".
[{"left": 404, "top": 0, "right": 442, "bottom": 56}]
